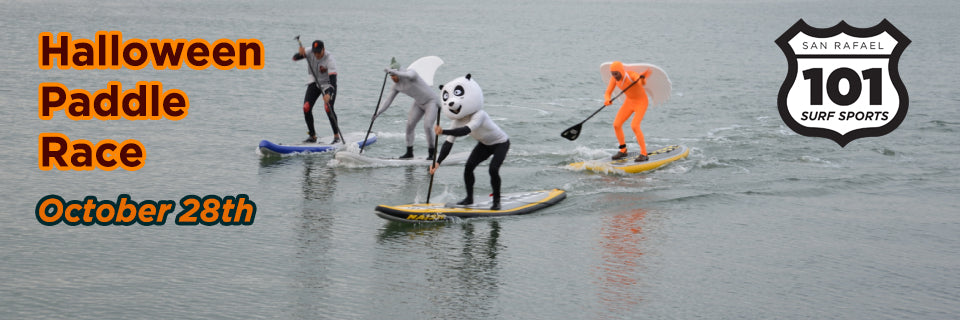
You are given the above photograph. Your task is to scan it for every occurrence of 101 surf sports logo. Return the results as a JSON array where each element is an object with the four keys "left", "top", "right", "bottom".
[{"left": 776, "top": 19, "right": 910, "bottom": 147}]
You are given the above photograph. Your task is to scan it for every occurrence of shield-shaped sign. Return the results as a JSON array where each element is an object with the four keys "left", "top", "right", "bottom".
[{"left": 776, "top": 19, "right": 910, "bottom": 147}]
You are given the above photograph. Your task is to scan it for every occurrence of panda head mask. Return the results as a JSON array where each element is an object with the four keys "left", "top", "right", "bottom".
[{"left": 439, "top": 74, "right": 483, "bottom": 120}]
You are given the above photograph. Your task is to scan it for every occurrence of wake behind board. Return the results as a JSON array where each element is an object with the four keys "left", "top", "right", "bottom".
[
  {"left": 568, "top": 145, "right": 689, "bottom": 174},
  {"left": 375, "top": 189, "right": 566, "bottom": 223},
  {"left": 600, "top": 62, "right": 671, "bottom": 107},
  {"left": 332, "top": 151, "right": 469, "bottom": 167},
  {"left": 258, "top": 132, "right": 377, "bottom": 157}
]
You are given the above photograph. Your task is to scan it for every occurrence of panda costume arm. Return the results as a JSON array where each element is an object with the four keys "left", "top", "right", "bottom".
[
  {"left": 442, "top": 111, "right": 490, "bottom": 137},
  {"left": 436, "top": 113, "right": 475, "bottom": 164},
  {"left": 442, "top": 126, "right": 472, "bottom": 137},
  {"left": 436, "top": 111, "right": 508, "bottom": 164},
  {"left": 436, "top": 117, "right": 471, "bottom": 164},
  {"left": 436, "top": 141, "right": 455, "bottom": 164}
]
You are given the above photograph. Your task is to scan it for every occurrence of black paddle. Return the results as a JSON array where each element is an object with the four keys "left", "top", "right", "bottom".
[
  {"left": 560, "top": 75, "right": 643, "bottom": 141},
  {"left": 426, "top": 104, "right": 442, "bottom": 204},
  {"left": 294, "top": 35, "right": 322, "bottom": 90},
  {"left": 360, "top": 70, "right": 389, "bottom": 153}
]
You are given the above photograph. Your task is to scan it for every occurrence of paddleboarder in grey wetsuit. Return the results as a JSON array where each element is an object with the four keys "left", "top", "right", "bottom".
[
  {"left": 374, "top": 66, "right": 440, "bottom": 160},
  {"left": 293, "top": 40, "right": 342, "bottom": 144}
]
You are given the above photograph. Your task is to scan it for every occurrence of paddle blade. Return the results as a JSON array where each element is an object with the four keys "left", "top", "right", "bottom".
[{"left": 561, "top": 123, "right": 583, "bottom": 141}]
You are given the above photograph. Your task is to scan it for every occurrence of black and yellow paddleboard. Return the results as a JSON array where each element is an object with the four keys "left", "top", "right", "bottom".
[
  {"left": 375, "top": 189, "right": 566, "bottom": 222},
  {"left": 568, "top": 145, "right": 689, "bottom": 174}
]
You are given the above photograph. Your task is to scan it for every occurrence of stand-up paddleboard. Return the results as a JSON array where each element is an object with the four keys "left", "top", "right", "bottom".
[
  {"left": 258, "top": 132, "right": 377, "bottom": 157},
  {"left": 600, "top": 62, "right": 671, "bottom": 107},
  {"left": 406, "top": 56, "right": 443, "bottom": 86},
  {"left": 333, "top": 151, "right": 470, "bottom": 167},
  {"left": 375, "top": 189, "right": 567, "bottom": 222},
  {"left": 568, "top": 145, "right": 689, "bottom": 174}
]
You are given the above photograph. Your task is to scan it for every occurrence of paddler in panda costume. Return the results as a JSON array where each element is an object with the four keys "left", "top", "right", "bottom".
[{"left": 429, "top": 74, "right": 510, "bottom": 210}]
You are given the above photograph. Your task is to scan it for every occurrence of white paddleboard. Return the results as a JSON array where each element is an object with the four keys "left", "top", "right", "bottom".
[
  {"left": 600, "top": 62, "right": 671, "bottom": 107},
  {"left": 332, "top": 151, "right": 469, "bottom": 168}
]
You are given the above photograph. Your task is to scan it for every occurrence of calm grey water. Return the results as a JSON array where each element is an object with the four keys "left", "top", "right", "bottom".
[{"left": 2, "top": 0, "right": 958, "bottom": 319}]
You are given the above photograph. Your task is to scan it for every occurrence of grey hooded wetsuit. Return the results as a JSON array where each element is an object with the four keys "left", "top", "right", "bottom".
[{"left": 376, "top": 68, "right": 440, "bottom": 148}]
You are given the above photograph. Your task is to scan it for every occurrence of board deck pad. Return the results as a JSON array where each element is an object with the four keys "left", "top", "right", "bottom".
[
  {"left": 375, "top": 189, "right": 566, "bottom": 222},
  {"left": 258, "top": 132, "right": 377, "bottom": 157},
  {"left": 568, "top": 145, "right": 689, "bottom": 174}
]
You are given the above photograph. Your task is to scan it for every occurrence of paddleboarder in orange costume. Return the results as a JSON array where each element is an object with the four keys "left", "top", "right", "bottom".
[{"left": 604, "top": 61, "right": 651, "bottom": 162}]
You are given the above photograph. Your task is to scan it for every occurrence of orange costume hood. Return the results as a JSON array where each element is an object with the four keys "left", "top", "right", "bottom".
[
  {"left": 605, "top": 61, "right": 647, "bottom": 102},
  {"left": 610, "top": 61, "right": 626, "bottom": 76}
]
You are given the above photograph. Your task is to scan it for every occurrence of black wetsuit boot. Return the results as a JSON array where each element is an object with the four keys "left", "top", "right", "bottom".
[{"left": 399, "top": 147, "right": 414, "bottom": 159}]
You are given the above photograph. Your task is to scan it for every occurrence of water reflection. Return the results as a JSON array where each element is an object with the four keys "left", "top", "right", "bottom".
[
  {"left": 257, "top": 153, "right": 300, "bottom": 170},
  {"left": 402, "top": 166, "right": 427, "bottom": 201},
  {"left": 376, "top": 220, "right": 449, "bottom": 242},
  {"left": 292, "top": 156, "right": 338, "bottom": 318},
  {"left": 300, "top": 156, "right": 338, "bottom": 201},
  {"left": 595, "top": 194, "right": 650, "bottom": 318},
  {"left": 404, "top": 165, "right": 446, "bottom": 203},
  {"left": 376, "top": 220, "right": 503, "bottom": 319}
]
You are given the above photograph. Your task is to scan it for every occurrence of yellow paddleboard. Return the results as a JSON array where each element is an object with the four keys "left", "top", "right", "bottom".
[
  {"left": 375, "top": 189, "right": 566, "bottom": 222},
  {"left": 568, "top": 145, "right": 689, "bottom": 174}
]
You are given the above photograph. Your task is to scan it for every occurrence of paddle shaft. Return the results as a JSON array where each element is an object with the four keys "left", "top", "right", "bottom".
[
  {"left": 360, "top": 72, "right": 388, "bottom": 153},
  {"left": 295, "top": 36, "right": 323, "bottom": 90},
  {"left": 563, "top": 75, "right": 644, "bottom": 137},
  {"left": 426, "top": 104, "right": 442, "bottom": 204}
]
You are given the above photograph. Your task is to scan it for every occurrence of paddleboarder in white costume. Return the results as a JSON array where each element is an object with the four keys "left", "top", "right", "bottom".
[{"left": 430, "top": 74, "right": 509, "bottom": 210}]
